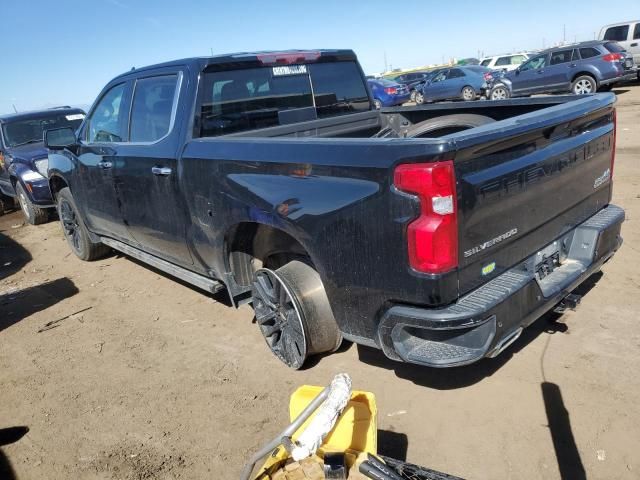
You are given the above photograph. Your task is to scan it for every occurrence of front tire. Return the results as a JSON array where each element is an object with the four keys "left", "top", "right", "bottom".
[
  {"left": 251, "top": 259, "right": 342, "bottom": 369},
  {"left": 572, "top": 75, "right": 596, "bottom": 95},
  {"left": 373, "top": 98, "right": 382, "bottom": 109},
  {"left": 56, "top": 187, "right": 109, "bottom": 261},
  {"left": 16, "top": 182, "right": 48, "bottom": 225}
]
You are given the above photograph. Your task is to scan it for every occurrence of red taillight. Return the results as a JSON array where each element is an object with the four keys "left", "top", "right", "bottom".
[
  {"left": 257, "top": 51, "right": 321, "bottom": 65},
  {"left": 394, "top": 161, "right": 458, "bottom": 274},
  {"left": 611, "top": 108, "right": 617, "bottom": 179},
  {"left": 483, "top": 72, "right": 493, "bottom": 81},
  {"left": 384, "top": 87, "right": 398, "bottom": 95},
  {"left": 603, "top": 53, "right": 624, "bottom": 62}
]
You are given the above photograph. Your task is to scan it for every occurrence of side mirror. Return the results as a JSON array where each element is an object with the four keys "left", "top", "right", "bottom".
[
  {"left": 515, "top": 67, "right": 521, "bottom": 75},
  {"left": 45, "top": 127, "right": 77, "bottom": 150}
]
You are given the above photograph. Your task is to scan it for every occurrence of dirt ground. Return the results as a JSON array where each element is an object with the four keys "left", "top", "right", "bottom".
[{"left": 2, "top": 84, "right": 640, "bottom": 480}]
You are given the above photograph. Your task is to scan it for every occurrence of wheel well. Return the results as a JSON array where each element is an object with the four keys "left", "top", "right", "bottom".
[
  {"left": 226, "top": 222, "right": 310, "bottom": 288},
  {"left": 571, "top": 72, "right": 597, "bottom": 85},
  {"left": 49, "top": 176, "right": 68, "bottom": 200}
]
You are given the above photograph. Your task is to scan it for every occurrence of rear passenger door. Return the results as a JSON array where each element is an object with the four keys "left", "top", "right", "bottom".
[
  {"left": 545, "top": 49, "right": 575, "bottom": 92},
  {"left": 114, "top": 69, "right": 195, "bottom": 267}
]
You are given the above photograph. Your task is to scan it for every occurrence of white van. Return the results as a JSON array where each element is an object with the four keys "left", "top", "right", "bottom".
[
  {"left": 479, "top": 53, "right": 530, "bottom": 72},
  {"left": 599, "top": 21, "right": 640, "bottom": 76}
]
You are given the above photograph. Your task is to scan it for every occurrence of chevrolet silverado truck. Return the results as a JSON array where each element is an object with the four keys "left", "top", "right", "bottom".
[
  {"left": 0, "top": 107, "right": 85, "bottom": 223},
  {"left": 44, "top": 50, "right": 624, "bottom": 369}
]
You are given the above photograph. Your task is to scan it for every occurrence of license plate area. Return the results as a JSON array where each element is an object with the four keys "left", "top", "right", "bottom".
[{"left": 534, "top": 242, "right": 563, "bottom": 281}]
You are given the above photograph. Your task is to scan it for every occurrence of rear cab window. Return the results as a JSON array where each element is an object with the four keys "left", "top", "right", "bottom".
[
  {"left": 603, "top": 25, "right": 629, "bottom": 42},
  {"left": 480, "top": 59, "right": 492, "bottom": 67},
  {"left": 634, "top": 23, "right": 640, "bottom": 40},
  {"left": 198, "top": 59, "right": 370, "bottom": 137}
]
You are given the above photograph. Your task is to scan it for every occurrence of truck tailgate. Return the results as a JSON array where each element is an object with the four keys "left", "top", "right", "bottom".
[{"left": 450, "top": 95, "right": 616, "bottom": 296}]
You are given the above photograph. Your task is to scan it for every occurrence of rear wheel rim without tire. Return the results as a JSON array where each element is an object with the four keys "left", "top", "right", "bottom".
[
  {"left": 574, "top": 79, "right": 594, "bottom": 94},
  {"left": 374, "top": 99, "right": 382, "bottom": 109},
  {"left": 59, "top": 199, "right": 82, "bottom": 253},
  {"left": 415, "top": 92, "right": 424, "bottom": 104},
  {"left": 491, "top": 87, "right": 507, "bottom": 100},
  {"left": 18, "top": 191, "right": 30, "bottom": 219},
  {"left": 252, "top": 268, "right": 307, "bottom": 369},
  {"left": 462, "top": 87, "right": 475, "bottom": 100}
]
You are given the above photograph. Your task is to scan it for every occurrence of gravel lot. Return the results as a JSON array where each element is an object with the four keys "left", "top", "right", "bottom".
[{"left": 1, "top": 83, "right": 640, "bottom": 480}]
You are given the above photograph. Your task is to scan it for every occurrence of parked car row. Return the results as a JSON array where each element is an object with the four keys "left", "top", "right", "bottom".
[
  {"left": 488, "top": 40, "right": 637, "bottom": 99},
  {"left": 369, "top": 34, "right": 638, "bottom": 107}
]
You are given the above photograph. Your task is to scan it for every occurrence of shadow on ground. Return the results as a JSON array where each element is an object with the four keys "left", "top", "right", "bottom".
[
  {"left": 0, "top": 232, "right": 32, "bottom": 280},
  {"left": 0, "top": 426, "right": 29, "bottom": 480},
  {"left": 0, "top": 277, "right": 79, "bottom": 332},
  {"left": 541, "top": 382, "right": 586, "bottom": 480},
  {"left": 357, "top": 272, "right": 603, "bottom": 390}
]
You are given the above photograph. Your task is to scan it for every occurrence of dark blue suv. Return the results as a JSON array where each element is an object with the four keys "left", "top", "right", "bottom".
[
  {"left": 489, "top": 41, "right": 637, "bottom": 100},
  {"left": 0, "top": 107, "right": 85, "bottom": 223}
]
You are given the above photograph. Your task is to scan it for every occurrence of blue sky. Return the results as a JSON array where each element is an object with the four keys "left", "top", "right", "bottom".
[{"left": 1, "top": 0, "right": 636, "bottom": 114}]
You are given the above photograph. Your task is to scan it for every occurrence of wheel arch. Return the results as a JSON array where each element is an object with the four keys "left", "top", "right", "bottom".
[
  {"left": 224, "top": 221, "right": 314, "bottom": 290},
  {"left": 571, "top": 71, "right": 598, "bottom": 86},
  {"left": 49, "top": 174, "right": 69, "bottom": 201}
]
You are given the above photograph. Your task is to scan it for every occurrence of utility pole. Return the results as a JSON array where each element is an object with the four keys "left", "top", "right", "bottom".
[
  {"left": 542, "top": 37, "right": 546, "bottom": 49},
  {"left": 384, "top": 51, "right": 388, "bottom": 72},
  {"left": 12, "top": 104, "right": 17, "bottom": 113},
  {"left": 563, "top": 24, "right": 566, "bottom": 44}
]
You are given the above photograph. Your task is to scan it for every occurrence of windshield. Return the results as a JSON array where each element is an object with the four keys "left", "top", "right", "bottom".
[
  {"left": 199, "top": 61, "right": 370, "bottom": 136},
  {"left": 2, "top": 113, "right": 84, "bottom": 147}
]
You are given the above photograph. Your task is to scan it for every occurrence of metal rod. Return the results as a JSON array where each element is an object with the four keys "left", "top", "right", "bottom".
[{"left": 239, "top": 386, "right": 330, "bottom": 480}]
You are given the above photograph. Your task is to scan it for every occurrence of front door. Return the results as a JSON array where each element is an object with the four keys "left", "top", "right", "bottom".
[
  {"left": 509, "top": 54, "right": 548, "bottom": 95},
  {"left": 114, "top": 72, "right": 194, "bottom": 266},
  {"left": 424, "top": 70, "right": 450, "bottom": 101},
  {"left": 74, "top": 81, "right": 133, "bottom": 242}
]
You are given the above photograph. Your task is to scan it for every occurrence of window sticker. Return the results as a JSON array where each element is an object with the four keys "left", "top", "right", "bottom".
[
  {"left": 65, "top": 114, "right": 85, "bottom": 121},
  {"left": 272, "top": 65, "right": 308, "bottom": 76}
]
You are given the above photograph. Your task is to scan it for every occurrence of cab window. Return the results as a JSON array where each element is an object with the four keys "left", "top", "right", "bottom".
[
  {"left": 129, "top": 74, "right": 179, "bottom": 142},
  {"left": 86, "top": 83, "right": 129, "bottom": 143}
]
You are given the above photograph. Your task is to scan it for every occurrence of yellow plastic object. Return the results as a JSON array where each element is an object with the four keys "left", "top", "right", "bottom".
[
  {"left": 254, "top": 386, "right": 377, "bottom": 479},
  {"left": 289, "top": 385, "right": 377, "bottom": 456}
]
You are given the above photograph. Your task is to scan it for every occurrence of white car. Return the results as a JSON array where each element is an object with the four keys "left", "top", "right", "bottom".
[
  {"left": 479, "top": 53, "right": 530, "bottom": 72},
  {"left": 599, "top": 20, "right": 640, "bottom": 76}
]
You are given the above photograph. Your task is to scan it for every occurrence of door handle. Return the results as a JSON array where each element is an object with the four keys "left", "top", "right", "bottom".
[
  {"left": 98, "top": 161, "right": 113, "bottom": 169},
  {"left": 152, "top": 166, "right": 172, "bottom": 176},
  {"left": 569, "top": 63, "right": 577, "bottom": 68},
  {"left": 631, "top": 43, "right": 638, "bottom": 47},
  {"left": 537, "top": 70, "right": 545, "bottom": 74}
]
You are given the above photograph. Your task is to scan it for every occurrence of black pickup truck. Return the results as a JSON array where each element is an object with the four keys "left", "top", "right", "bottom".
[{"left": 45, "top": 49, "right": 624, "bottom": 369}]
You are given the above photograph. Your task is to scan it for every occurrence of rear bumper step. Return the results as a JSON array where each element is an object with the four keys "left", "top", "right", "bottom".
[{"left": 378, "top": 204, "right": 624, "bottom": 368}]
